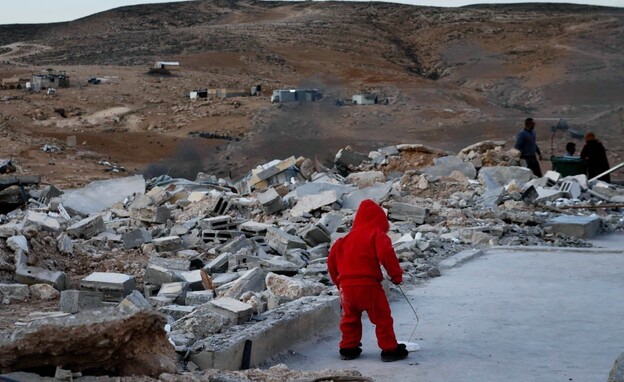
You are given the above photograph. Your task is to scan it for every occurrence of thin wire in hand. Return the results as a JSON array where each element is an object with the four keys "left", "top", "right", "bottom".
[{"left": 398, "top": 284, "right": 419, "bottom": 342}]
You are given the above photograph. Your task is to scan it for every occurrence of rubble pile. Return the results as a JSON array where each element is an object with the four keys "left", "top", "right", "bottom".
[{"left": 0, "top": 140, "right": 623, "bottom": 377}]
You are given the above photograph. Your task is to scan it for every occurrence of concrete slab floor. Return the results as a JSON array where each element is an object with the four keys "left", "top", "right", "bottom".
[{"left": 267, "top": 238, "right": 624, "bottom": 382}]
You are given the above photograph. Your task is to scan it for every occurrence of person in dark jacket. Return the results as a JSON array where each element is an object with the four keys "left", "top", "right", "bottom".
[
  {"left": 514, "top": 117, "right": 543, "bottom": 177},
  {"left": 580, "top": 132, "right": 611, "bottom": 183},
  {"left": 328, "top": 199, "right": 408, "bottom": 362}
]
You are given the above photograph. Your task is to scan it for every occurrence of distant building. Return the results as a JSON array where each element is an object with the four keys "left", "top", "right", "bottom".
[
  {"left": 190, "top": 89, "right": 208, "bottom": 99},
  {"left": 1, "top": 77, "right": 28, "bottom": 89},
  {"left": 270, "top": 89, "right": 322, "bottom": 103},
  {"left": 352, "top": 94, "right": 378, "bottom": 105},
  {"left": 149, "top": 61, "right": 180, "bottom": 75},
  {"left": 31, "top": 72, "right": 70, "bottom": 90}
]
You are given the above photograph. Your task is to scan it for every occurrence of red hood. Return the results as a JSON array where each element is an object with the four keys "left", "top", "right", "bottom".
[{"left": 352, "top": 199, "right": 389, "bottom": 232}]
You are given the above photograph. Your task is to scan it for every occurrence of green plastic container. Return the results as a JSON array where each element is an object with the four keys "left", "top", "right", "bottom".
[{"left": 550, "top": 156, "right": 586, "bottom": 177}]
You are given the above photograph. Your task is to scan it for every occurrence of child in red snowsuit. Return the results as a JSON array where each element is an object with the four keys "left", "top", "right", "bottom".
[{"left": 328, "top": 199, "right": 408, "bottom": 362}]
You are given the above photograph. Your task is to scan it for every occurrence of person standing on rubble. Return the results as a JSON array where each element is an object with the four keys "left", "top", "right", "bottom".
[
  {"left": 327, "top": 199, "right": 408, "bottom": 362},
  {"left": 581, "top": 132, "right": 611, "bottom": 183},
  {"left": 514, "top": 117, "right": 543, "bottom": 177}
]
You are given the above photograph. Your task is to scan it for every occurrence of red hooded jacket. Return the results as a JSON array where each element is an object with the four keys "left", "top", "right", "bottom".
[{"left": 328, "top": 199, "right": 403, "bottom": 288}]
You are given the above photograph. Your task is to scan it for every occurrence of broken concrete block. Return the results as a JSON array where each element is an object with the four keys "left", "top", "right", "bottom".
[
  {"left": 25, "top": 211, "right": 61, "bottom": 232},
  {"left": 266, "top": 227, "right": 307, "bottom": 255},
  {"left": 29, "top": 283, "right": 60, "bottom": 300},
  {"left": 378, "top": 145, "right": 400, "bottom": 157},
  {"left": 346, "top": 171, "right": 386, "bottom": 188},
  {"left": 185, "top": 290, "right": 215, "bottom": 305},
  {"left": 119, "top": 290, "right": 152, "bottom": 310},
  {"left": 59, "top": 290, "right": 103, "bottom": 313},
  {"left": 544, "top": 170, "right": 561, "bottom": 186},
  {"left": 290, "top": 190, "right": 338, "bottom": 217},
  {"left": 60, "top": 175, "right": 146, "bottom": 217},
  {"left": 152, "top": 236, "right": 184, "bottom": 252},
  {"left": 319, "top": 212, "right": 343, "bottom": 234},
  {"left": 150, "top": 296, "right": 174, "bottom": 308},
  {"left": 218, "top": 235, "right": 254, "bottom": 255},
  {"left": 207, "top": 297, "right": 253, "bottom": 324},
  {"left": 200, "top": 216, "right": 241, "bottom": 231},
  {"left": 0, "top": 283, "right": 30, "bottom": 303},
  {"left": 204, "top": 252, "right": 230, "bottom": 274},
  {"left": 67, "top": 214, "right": 105, "bottom": 238},
  {"left": 424, "top": 155, "right": 477, "bottom": 179},
  {"left": 80, "top": 272, "right": 136, "bottom": 302},
  {"left": 341, "top": 182, "right": 393, "bottom": 210},
  {"left": 170, "top": 306, "right": 231, "bottom": 346},
  {"left": 146, "top": 186, "right": 170, "bottom": 206},
  {"left": 129, "top": 193, "right": 153, "bottom": 210},
  {"left": 7, "top": 235, "right": 28, "bottom": 254},
  {"left": 56, "top": 233, "right": 73, "bottom": 254},
  {"left": 123, "top": 228, "right": 152, "bottom": 249},
  {"left": 202, "top": 230, "right": 245, "bottom": 244},
  {"left": 15, "top": 266, "right": 67, "bottom": 291},
  {"left": 388, "top": 202, "right": 429, "bottom": 224},
  {"left": 535, "top": 187, "right": 565, "bottom": 203},
  {"left": 190, "top": 296, "right": 340, "bottom": 370},
  {"left": 299, "top": 223, "right": 331, "bottom": 247},
  {"left": 132, "top": 206, "right": 170, "bottom": 224},
  {"left": 171, "top": 224, "right": 190, "bottom": 236},
  {"left": 220, "top": 267, "right": 266, "bottom": 299},
  {"left": 545, "top": 215, "right": 602, "bottom": 238},
  {"left": 161, "top": 304, "right": 196, "bottom": 320},
  {"left": 478, "top": 166, "right": 533, "bottom": 188},
  {"left": 265, "top": 272, "right": 325, "bottom": 299},
  {"left": 0, "top": 222, "right": 23, "bottom": 238},
  {"left": 283, "top": 249, "right": 309, "bottom": 268},
  {"left": 295, "top": 182, "right": 356, "bottom": 199},
  {"left": 180, "top": 270, "right": 204, "bottom": 291},
  {"left": 157, "top": 282, "right": 189, "bottom": 305},
  {"left": 257, "top": 188, "right": 285, "bottom": 215},
  {"left": 559, "top": 180, "right": 582, "bottom": 199},
  {"left": 479, "top": 186, "right": 505, "bottom": 208},
  {"left": 307, "top": 243, "right": 330, "bottom": 260},
  {"left": 144, "top": 258, "right": 188, "bottom": 287}
]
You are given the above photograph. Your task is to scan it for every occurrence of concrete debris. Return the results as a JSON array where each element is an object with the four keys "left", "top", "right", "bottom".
[
  {"left": 609, "top": 352, "right": 624, "bottom": 382},
  {"left": 2, "top": 140, "right": 623, "bottom": 377}
]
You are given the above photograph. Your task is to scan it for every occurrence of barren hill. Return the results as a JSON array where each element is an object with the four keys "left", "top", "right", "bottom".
[{"left": 0, "top": 1, "right": 623, "bottom": 183}]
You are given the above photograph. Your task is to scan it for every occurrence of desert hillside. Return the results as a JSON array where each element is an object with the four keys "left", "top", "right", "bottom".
[{"left": 0, "top": 1, "right": 623, "bottom": 183}]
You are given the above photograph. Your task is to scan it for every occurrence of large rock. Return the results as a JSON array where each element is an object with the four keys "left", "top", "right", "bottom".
[
  {"left": 424, "top": 155, "right": 477, "bottom": 179},
  {"left": 29, "top": 284, "right": 60, "bottom": 300},
  {"left": 0, "top": 284, "right": 30, "bottom": 304},
  {"left": 478, "top": 166, "right": 534, "bottom": 188},
  {"left": 0, "top": 307, "right": 176, "bottom": 377},
  {"left": 265, "top": 272, "right": 325, "bottom": 299},
  {"left": 220, "top": 267, "right": 266, "bottom": 299},
  {"left": 346, "top": 171, "right": 386, "bottom": 188}
]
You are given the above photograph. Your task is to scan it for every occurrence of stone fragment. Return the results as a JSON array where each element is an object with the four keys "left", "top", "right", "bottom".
[
  {"left": 56, "top": 233, "right": 73, "bottom": 254},
  {"left": 180, "top": 270, "right": 204, "bottom": 291},
  {"left": 559, "top": 180, "right": 582, "bottom": 199},
  {"left": 66, "top": 215, "right": 105, "bottom": 238},
  {"left": 299, "top": 223, "right": 331, "bottom": 247},
  {"left": 265, "top": 272, "right": 325, "bottom": 299},
  {"left": 185, "top": 290, "right": 215, "bottom": 305},
  {"left": 119, "top": 290, "right": 152, "bottom": 310},
  {"left": 6, "top": 235, "right": 28, "bottom": 253},
  {"left": 257, "top": 188, "right": 285, "bottom": 215},
  {"left": 341, "top": 182, "right": 392, "bottom": 210},
  {"left": 144, "top": 259, "right": 186, "bottom": 287},
  {"left": 346, "top": 171, "right": 385, "bottom": 188},
  {"left": 132, "top": 206, "right": 170, "bottom": 224},
  {"left": 478, "top": 166, "right": 533, "bottom": 188},
  {"left": 290, "top": 190, "right": 338, "bottom": 217},
  {"left": 29, "top": 283, "right": 60, "bottom": 300},
  {"left": 335, "top": 149, "right": 368, "bottom": 171},
  {"left": 220, "top": 267, "right": 266, "bottom": 299},
  {"left": 424, "top": 155, "right": 477, "bottom": 179},
  {"left": 25, "top": 211, "right": 61, "bottom": 232},
  {"left": 80, "top": 272, "right": 136, "bottom": 302},
  {"left": 387, "top": 202, "right": 429, "bottom": 224},
  {"left": 59, "top": 290, "right": 103, "bottom": 313},
  {"left": 0, "top": 283, "right": 30, "bottom": 303},
  {"left": 157, "top": 282, "right": 189, "bottom": 305},
  {"left": 161, "top": 304, "right": 197, "bottom": 320},
  {"left": 15, "top": 266, "right": 67, "bottom": 291},
  {"left": 204, "top": 252, "right": 230, "bottom": 274},
  {"left": 122, "top": 228, "right": 152, "bottom": 249}
]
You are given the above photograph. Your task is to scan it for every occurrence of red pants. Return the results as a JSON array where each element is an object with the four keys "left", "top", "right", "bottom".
[{"left": 339, "top": 284, "right": 398, "bottom": 352}]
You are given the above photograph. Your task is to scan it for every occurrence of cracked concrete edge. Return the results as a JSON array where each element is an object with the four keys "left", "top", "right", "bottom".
[
  {"left": 437, "top": 249, "right": 485, "bottom": 270},
  {"left": 439, "top": 245, "right": 624, "bottom": 271}
]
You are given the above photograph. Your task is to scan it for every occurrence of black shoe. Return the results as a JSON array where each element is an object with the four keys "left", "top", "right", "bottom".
[
  {"left": 381, "top": 343, "right": 408, "bottom": 362},
  {"left": 339, "top": 347, "right": 362, "bottom": 360}
]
